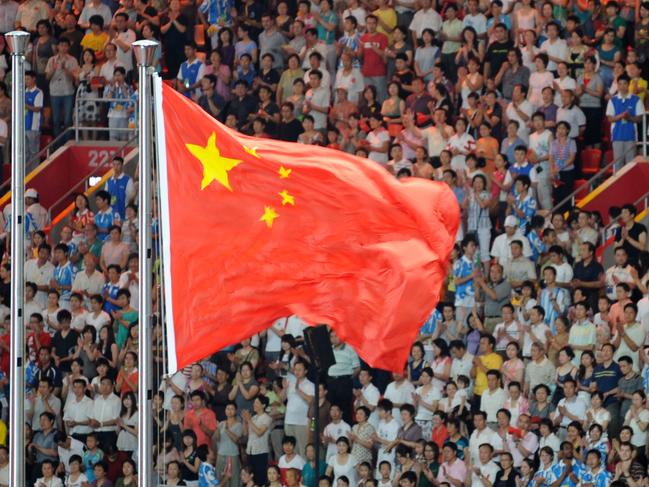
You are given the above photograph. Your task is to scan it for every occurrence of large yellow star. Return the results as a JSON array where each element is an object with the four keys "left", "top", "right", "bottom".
[
  {"left": 278, "top": 166, "right": 292, "bottom": 179},
  {"left": 278, "top": 190, "right": 295, "bottom": 206},
  {"left": 260, "top": 206, "right": 279, "bottom": 228},
  {"left": 185, "top": 132, "right": 243, "bottom": 191}
]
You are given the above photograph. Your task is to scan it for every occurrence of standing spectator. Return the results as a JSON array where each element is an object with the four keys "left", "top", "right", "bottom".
[
  {"left": 111, "top": 12, "right": 136, "bottom": 80},
  {"left": 14, "top": 0, "right": 50, "bottom": 33},
  {"left": 303, "top": 70, "right": 329, "bottom": 131},
  {"left": 607, "top": 73, "right": 646, "bottom": 171},
  {"left": 360, "top": 16, "right": 388, "bottom": 102},
  {"left": 24, "top": 70, "right": 44, "bottom": 165},
  {"left": 90, "top": 377, "right": 121, "bottom": 449},
  {"left": 45, "top": 38, "right": 79, "bottom": 141},
  {"left": 283, "top": 361, "right": 314, "bottom": 456},
  {"left": 104, "top": 156, "right": 135, "bottom": 221},
  {"left": 243, "top": 395, "right": 272, "bottom": 486}
]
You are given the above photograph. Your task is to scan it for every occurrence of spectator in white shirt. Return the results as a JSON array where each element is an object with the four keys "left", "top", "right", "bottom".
[
  {"left": 480, "top": 370, "right": 507, "bottom": 424},
  {"left": 282, "top": 361, "right": 314, "bottom": 456},
  {"left": 90, "top": 376, "right": 122, "bottom": 447},
  {"left": 63, "top": 378, "right": 94, "bottom": 439}
]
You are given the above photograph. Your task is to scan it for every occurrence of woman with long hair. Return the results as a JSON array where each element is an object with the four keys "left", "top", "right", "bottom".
[
  {"left": 325, "top": 437, "right": 358, "bottom": 485},
  {"left": 116, "top": 391, "right": 138, "bottom": 453},
  {"left": 75, "top": 48, "right": 100, "bottom": 139},
  {"left": 116, "top": 458, "right": 137, "bottom": 486}
]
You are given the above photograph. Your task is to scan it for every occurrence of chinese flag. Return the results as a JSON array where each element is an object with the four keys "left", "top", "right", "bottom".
[{"left": 156, "top": 83, "right": 460, "bottom": 373}]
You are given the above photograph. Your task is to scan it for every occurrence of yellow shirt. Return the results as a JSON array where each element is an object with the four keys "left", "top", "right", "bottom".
[
  {"left": 373, "top": 7, "right": 397, "bottom": 43},
  {"left": 474, "top": 352, "right": 503, "bottom": 396},
  {"left": 630, "top": 77, "right": 648, "bottom": 102},
  {"left": 81, "top": 31, "right": 109, "bottom": 55},
  {"left": 0, "top": 420, "right": 6, "bottom": 446}
]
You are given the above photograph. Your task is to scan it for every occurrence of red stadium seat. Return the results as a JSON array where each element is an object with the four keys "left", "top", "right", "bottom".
[
  {"left": 604, "top": 150, "right": 614, "bottom": 175},
  {"left": 580, "top": 148, "right": 602, "bottom": 176},
  {"left": 195, "top": 24, "right": 206, "bottom": 49}
]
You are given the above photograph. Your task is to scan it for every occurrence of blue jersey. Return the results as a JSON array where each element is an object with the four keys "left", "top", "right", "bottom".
[
  {"left": 95, "top": 207, "right": 121, "bottom": 241},
  {"left": 453, "top": 255, "right": 475, "bottom": 301},
  {"left": 198, "top": 463, "right": 220, "bottom": 487},
  {"left": 198, "top": 0, "right": 233, "bottom": 25},
  {"left": 105, "top": 173, "right": 132, "bottom": 219},
  {"left": 550, "top": 460, "right": 583, "bottom": 487},
  {"left": 25, "top": 87, "right": 44, "bottom": 131},
  {"left": 53, "top": 261, "right": 76, "bottom": 302},
  {"left": 102, "top": 282, "right": 121, "bottom": 313},
  {"left": 3, "top": 210, "right": 38, "bottom": 239},
  {"left": 527, "top": 230, "right": 545, "bottom": 262},
  {"left": 581, "top": 468, "right": 611, "bottom": 487},
  {"left": 514, "top": 193, "right": 537, "bottom": 229},
  {"left": 420, "top": 308, "right": 442, "bottom": 337}
]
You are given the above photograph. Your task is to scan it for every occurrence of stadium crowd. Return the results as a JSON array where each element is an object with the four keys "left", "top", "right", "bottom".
[{"left": 2, "top": 0, "right": 649, "bottom": 485}]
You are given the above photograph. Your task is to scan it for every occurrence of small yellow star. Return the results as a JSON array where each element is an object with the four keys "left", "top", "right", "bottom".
[
  {"left": 244, "top": 145, "right": 260, "bottom": 158},
  {"left": 185, "top": 132, "right": 243, "bottom": 191},
  {"left": 278, "top": 190, "right": 295, "bottom": 206},
  {"left": 260, "top": 206, "right": 279, "bottom": 228},
  {"left": 278, "top": 166, "right": 292, "bottom": 179}
]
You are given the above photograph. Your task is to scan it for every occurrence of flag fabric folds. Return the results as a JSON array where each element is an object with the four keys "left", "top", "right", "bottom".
[{"left": 156, "top": 83, "right": 460, "bottom": 374}]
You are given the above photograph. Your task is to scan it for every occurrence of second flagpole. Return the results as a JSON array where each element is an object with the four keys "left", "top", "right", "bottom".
[{"left": 133, "top": 39, "right": 158, "bottom": 486}]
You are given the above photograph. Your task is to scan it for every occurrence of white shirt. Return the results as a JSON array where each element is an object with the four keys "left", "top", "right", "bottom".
[
  {"left": 24, "top": 258, "right": 55, "bottom": 309},
  {"left": 57, "top": 437, "right": 85, "bottom": 475},
  {"left": 112, "top": 29, "right": 136, "bottom": 71},
  {"left": 33, "top": 477, "right": 63, "bottom": 487},
  {"left": 323, "top": 420, "right": 351, "bottom": 459},
  {"left": 414, "top": 385, "right": 441, "bottom": 421},
  {"left": 63, "top": 394, "right": 94, "bottom": 435},
  {"left": 552, "top": 261, "right": 573, "bottom": 284},
  {"left": 469, "top": 427, "right": 502, "bottom": 464},
  {"left": 463, "top": 12, "right": 487, "bottom": 35},
  {"left": 539, "top": 433, "right": 561, "bottom": 461},
  {"left": 539, "top": 38, "right": 568, "bottom": 71},
  {"left": 409, "top": 8, "right": 442, "bottom": 37},
  {"left": 471, "top": 460, "right": 500, "bottom": 487},
  {"left": 265, "top": 315, "right": 306, "bottom": 352},
  {"left": 556, "top": 105, "right": 586, "bottom": 139},
  {"left": 490, "top": 231, "right": 533, "bottom": 266},
  {"left": 278, "top": 453, "right": 305, "bottom": 471},
  {"left": 553, "top": 396, "right": 587, "bottom": 427},
  {"left": 384, "top": 380, "right": 415, "bottom": 425},
  {"left": 480, "top": 388, "right": 507, "bottom": 422},
  {"left": 505, "top": 100, "right": 533, "bottom": 143},
  {"left": 376, "top": 418, "right": 399, "bottom": 471},
  {"left": 357, "top": 383, "right": 381, "bottom": 429},
  {"left": 451, "top": 352, "right": 474, "bottom": 381},
  {"left": 304, "top": 85, "right": 331, "bottom": 130},
  {"left": 85, "top": 310, "right": 112, "bottom": 336},
  {"left": 553, "top": 76, "right": 577, "bottom": 106},
  {"left": 91, "top": 393, "right": 121, "bottom": 432},
  {"left": 285, "top": 376, "right": 315, "bottom": 426},
  {"left": 523, "top": 321, "right": 551, "bottom": 356}
]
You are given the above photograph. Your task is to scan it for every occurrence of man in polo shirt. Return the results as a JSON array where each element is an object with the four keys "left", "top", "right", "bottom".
[
  {"left": 490, "top": 215, "right": 532, "bottom": 267},
  {"left": 360, "top": 15, "right": 388, "bottom": 101},
  {"left": 476, "top": 264, "right": 511, "bottom": 333},
  {"left": 572, "top": 242, "right": 605, "bottom": 311},
  {"left": 468, "top": 411, "right": 502, "bottom": 465},
  {"left": 437, "top": 443, "right": 467, "bottom": 486},
  {"left": 471, "top": 334, "right": 502, "bottom": 411},
  {"left": 593, "top": 343, "right": 622, "bottom": 438},
  {"left": 606, "top": 74, "right": 645, "bottom": 171},
  {"left": 567, "top": 302, "right": 596, "bottom": 361},
  {"left": 523, "top": 342, "right": 555, "bottom": 398},
  {"left": 551, "top": 379, "right": 586, "bottom": 440},
  {"left": 327, "top": 330, "right": 360, "bottom": 424},
  {"left": 353, "top": 369, "right": 380, "bottom": 428},
  {"left": 284, "top": 361, "right": 314, "bottom": 456},
  {"left": 613, "top": 303, "right": 644, "bottom": 372}
]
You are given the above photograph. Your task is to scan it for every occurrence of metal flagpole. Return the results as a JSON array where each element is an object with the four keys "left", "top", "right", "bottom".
[
  {"left": 6, "top": 30, "right": 30, "bottom": 487},
  {"left": 133, "top": 39, "right": 158, "bottom": 486}
]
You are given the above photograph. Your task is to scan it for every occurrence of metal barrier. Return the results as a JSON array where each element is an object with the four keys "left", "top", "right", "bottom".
[{"left": 73, "top": 94, "right": 138, "bottom": 143}]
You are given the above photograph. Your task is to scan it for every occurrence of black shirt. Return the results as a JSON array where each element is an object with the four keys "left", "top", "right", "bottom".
[
  {"left": 615, "top": 222, "right": 647, "bottom": 265},
  {"left": 227, "top": 95, "right": 258, "bottom": 128},
  {"left": 485, "top": 40, "right": 513, "bottom": 77},
  {"left": 51, "top": 329, "right": 79, "bottom": 373},
  {"left": 278, "top": 118, "right": 304, "bottom": 142},
  {"left": 392, "top": 69, "right": 415, "bottom": 101},
  {"left": 198, "top": 92, "right": 226, "bottom": 120},
  {"left": 573, "top": 257, "right": 604, "bottom": 308}
]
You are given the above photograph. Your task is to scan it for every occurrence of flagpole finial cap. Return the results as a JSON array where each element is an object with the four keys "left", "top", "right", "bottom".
[
  {"left": 6, "top": 31, "right": 30, "bottom": 56},
  {"left": 133, "top": 40, "right": 160, "bottom": 67}
]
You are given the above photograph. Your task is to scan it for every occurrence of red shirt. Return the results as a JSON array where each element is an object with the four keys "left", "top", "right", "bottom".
[
  {"left": 0, "top": 333, "right": 10, "bottom": 375},
  {"left": 183, "top": 407, "right": 218, "bottom": 447},
  {"left": 27, "top": 331, "right": 52, "bottom": 356},
  {"left": 360, "top": 32, "right": 388, "bottom": 77}
]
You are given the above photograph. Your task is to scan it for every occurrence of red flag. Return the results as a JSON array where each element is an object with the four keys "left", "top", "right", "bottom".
[{"left": 156, "top": 83, "right": 460, "bottom": 373}]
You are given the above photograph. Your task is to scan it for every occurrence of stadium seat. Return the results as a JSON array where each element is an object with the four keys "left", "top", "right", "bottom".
[
  {"left": 574, "top": 179, "right": 590, "bottom": 202},
  {"left": 195, "top": 23, "right": 206, "bottom": 49},
  {"left": 580, "top": 148, "right": 602, "bottom": 176}
]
